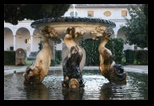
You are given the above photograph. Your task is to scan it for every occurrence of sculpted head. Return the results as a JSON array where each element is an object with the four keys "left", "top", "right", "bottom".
[
  {"left": 23, "top": 65, "right": 42, "bottom": 86},
  {"left": 102, "top": 32, "right": 112, "bottom": 40},
  {"left": 110, "top": 64, "right": 127, "bottom": 84},
  {"left": 64, "top": 27, "right": 86, "bottom": 39},
  {"left": 41, "top": 25, "right": 58, "bottom": 39},
  {"left": 102, "top": 28, "right": 113, "bottom": 39},
  {"left": 69, "top": 78, "right": 79, "bottom": 91}
]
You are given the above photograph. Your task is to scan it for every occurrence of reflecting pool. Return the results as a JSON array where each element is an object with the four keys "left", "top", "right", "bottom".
[{"left": 4, "top": 69, "right": 148, "bottom": 100}]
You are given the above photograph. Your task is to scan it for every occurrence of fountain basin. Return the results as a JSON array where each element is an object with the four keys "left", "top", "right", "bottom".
[
  {"left": 4, "top": 68, "right": 148, "bottom": 100},
  {"left": 31, "top": 17, "right": 116, "bottom": 39}
]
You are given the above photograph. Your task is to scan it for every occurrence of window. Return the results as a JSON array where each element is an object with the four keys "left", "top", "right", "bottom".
[
  {"left": 121, "top": 10, "right": 127, "bottom": 17},
  {"left": 25, "top": 38, "right": 31, "bottom": 44},
  {"left": 70, "top": 11, "right": 78, "bottom": 17},
  {"left": 104, "top": 11, "right": 111, "bottom": 17},
  {"left": 88, "top": 11, "right": 94, "bottom": 17}
]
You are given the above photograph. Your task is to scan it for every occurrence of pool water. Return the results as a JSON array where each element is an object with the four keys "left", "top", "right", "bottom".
[{"left": 4, "top": 70, "right": 148, "bottom": 100}]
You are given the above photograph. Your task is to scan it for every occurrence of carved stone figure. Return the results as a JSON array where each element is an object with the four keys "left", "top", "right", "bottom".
[
  {"left": 98, "top": 30, "right": 127, "bottom": 84},
  {"left": 23, "top": 25, "right": 58, "bottom": 85},
  {"left": 62, "top": 27, "right": 86, "bottom": 90},
  {"left": 62, "top": 46, "right": 84, "bottom": 90}
]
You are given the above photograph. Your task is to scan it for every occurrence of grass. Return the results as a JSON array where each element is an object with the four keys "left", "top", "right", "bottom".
[
  {"left": 25, "top": 58, "right": 35, "bottom": 66},
  {"left": 133, "top": 59, "right": 141, "bottom": 65}
]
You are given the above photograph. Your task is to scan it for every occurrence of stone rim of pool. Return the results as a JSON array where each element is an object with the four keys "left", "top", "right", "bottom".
[
  {"left": 4, "top": 66, "right": 148, "bottom": 100},
  {"left": 4, "top": 66, "right": 148, "bottom": 76}
]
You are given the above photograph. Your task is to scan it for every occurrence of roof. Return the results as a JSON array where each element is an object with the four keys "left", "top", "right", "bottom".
[{"left": 70, "top": 4, "right": 135, "bottom": 8}]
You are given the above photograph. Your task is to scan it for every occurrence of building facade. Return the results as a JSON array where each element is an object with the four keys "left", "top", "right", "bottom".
[{"left": 4, "top": 4, "right": 136, "bottom": 57}]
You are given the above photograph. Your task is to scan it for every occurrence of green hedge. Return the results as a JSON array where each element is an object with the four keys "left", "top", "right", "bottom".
[
  {"left": 50, "top": 50, "right": 62, "bottom": 66},
  {"left": 4, "top": 51, "right": 15, "bottom": 65},
  {"left": 124, "top": 49, "right": 134, "bottom": 64},
  {"left": 80, "top": 38, "right": 124, "bottom": 66},
  {"left": 134, "top": 50, "right": 148, "bottom": 65},
  {"left": 80, "top": 39, "right": 100, "bottom": 66},
  {"left": 124, "top": 50, "right": 148, "bottom": 65},
  {"left": 106, "top": 38, "right": 124, "bottom": 64}
]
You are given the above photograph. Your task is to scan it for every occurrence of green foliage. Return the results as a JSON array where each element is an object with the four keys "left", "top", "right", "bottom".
[
  {"left": 80, "top": 38, "right": 124, "bottom": 66},
  {"left": 25, "top": 58, "right": 35, "bottom": 66},
  {"left": 4, "top": 51, "right": 15, "bottom": 65},
  {"left": 54, "top": 50, "right": 62, "bottom": 65},
  {"left": 4, "top": 4, "right": 71, "bottom": 25},
  {"left": 134, "top": 50, "right": 148, "bottom": 65},
  {"left": 106, "top": 38, "right": 124, "bottom": 64},
  {"left": 80, "top": 39, "right": 100, "bottom": 66},
  {"left": 122, "top": 4, "right": 148, "bottom": 48},
  {"left": 124, "top": 49, "right": 148, "bottom": 65},
  {"left": 50, "top": 50, "right": 62, "bottom": 66},
  {"left": 50, "top": 60, "right": 56, "bottom": 66},
  {"left": 124, "top": 49, "right": 134, "bottom": 64}
]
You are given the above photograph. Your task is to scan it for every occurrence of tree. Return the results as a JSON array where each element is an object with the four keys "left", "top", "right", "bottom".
[
  {"left": 144, "top": 4, "right": 148, "bottom": 48},
  {"left": 4, "top": 4, "right": 71, "bottom": 25},
  {"left": 122, "top": 4, "right": 148, "bottom": 49}
]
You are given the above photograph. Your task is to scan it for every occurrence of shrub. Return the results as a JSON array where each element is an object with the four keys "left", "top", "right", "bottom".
[
  {"left": 80, "top": 38, "right": 124, "bottom": 66},
  {"left": 106, "top": 38, "right": 124, "bottom": 64},
  {"left": 124, "top": 50, "right": 148, "bottom": 65},
  {"left": 4, "top": 51, "right": 15, "bottom": 65},
  {"left": 134, "top": 50, "right": 148, "bottom": 65},
  {"left": 50, "top": 50, "right": 62, "bottom": 66}
]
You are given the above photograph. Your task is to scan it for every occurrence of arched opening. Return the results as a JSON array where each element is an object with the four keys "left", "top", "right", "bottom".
[
  {"left": 16, "top": 27, "right": 30, "bottom": 56},
  {"left": 32, "top": 29, "right": 41, "bottom": 52},
  {"left": 4, "top": 27, "right": 13, "bottom": 50},
  {"left": 117, "top": 28, "right": 133, "bottom": 50},
  {"left": 117, "top": 28, "right": 126, "bottom": 40}
]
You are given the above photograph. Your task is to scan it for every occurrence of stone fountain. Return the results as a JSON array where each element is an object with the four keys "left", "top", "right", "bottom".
[
  {"left": 4, "top": 14, "right": 148, "bottom": 100},
  {"left": 27, "top": 17, "right": 126, "bottom": 90}
]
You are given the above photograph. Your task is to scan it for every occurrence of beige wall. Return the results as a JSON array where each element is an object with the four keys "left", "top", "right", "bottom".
[{"left": 4, "top": 4, "right": 137, "bottom": 57}]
